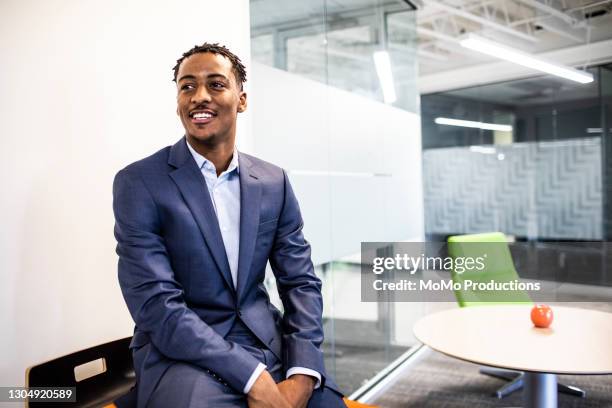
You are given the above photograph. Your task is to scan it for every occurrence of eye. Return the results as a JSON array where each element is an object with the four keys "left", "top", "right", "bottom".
[
  {"left": 210, "top": 81, "right": 225, "bottom": 89},
  {"left": 180, "top": 84, "right": 195, "bottom": 91}
]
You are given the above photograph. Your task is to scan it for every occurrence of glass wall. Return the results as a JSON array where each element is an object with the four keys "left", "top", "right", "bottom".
[
  {"left": 250, "top": 0, "right": 421, "bottom": 395},
  {"left": 421, "top": 65, "right": 612, "bottom": 287},
  {"left": 251, "top": 0, "right": 418, "bottom": 113},
  {"left": 602, "top": 64, "right": 612, "bottom": 240}
]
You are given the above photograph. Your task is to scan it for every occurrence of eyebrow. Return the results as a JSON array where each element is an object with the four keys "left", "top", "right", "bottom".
[{"left": 177, "top": 73, "right": 229, "bottom": 83}]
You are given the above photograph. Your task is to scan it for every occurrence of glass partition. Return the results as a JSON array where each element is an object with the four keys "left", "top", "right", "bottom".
[
  {"left": 421, "top": 65, "right": 612, "bottom": 289},
  {"left": 250, "top": 0, "right": 422, "bottom": 395},
  {"left": 601, "top": 64, "right": 612, "bottom": 241}
]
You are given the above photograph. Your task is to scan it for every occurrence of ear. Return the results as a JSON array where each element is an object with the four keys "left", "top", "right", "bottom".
[{"left": 237, "top": 91, "right": 247, "bottom": 113}]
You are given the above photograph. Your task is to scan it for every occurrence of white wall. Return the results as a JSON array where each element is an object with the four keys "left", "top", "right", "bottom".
[
  {"left": 0, "top": 0, "right": 251, "bottom": 388},
  {"left": 250, "top": 62, "right": 424, "bottom": 266}
]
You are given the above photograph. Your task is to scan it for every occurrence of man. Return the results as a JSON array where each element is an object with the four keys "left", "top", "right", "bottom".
[{"left": 112, "top": 43, "right": 346, "bottom": 408}]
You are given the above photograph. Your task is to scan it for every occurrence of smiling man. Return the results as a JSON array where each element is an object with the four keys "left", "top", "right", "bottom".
[{"left": 112, "top": 43, "right": 346, "bottom": 408}]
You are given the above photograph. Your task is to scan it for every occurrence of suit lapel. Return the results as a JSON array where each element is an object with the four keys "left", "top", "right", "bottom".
[
  {"left": 168, "top": 138, "right": 236, "bottom": 295},
  {"left": 236, "top": 154, "right": 261, "bottom": 300}
]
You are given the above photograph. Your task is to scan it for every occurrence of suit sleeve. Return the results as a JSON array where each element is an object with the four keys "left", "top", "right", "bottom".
[
  {"left": 268, "top": 170, "right": 327, "bottom": 384},
  {"left": 113, "top": 168, "right": 261, "bottom": 392}
]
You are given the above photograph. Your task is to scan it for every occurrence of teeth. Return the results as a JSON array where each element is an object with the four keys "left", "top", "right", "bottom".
[{"left": 192, "top": 112, "right": 213, "bottom": 119}]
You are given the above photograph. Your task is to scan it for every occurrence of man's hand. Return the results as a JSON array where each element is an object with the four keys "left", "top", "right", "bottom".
[
  {"left": 247, "top": 370, "right": 291, "bottom": 408},
  {"left": 277, "top": 374, "right": 316, "bottom": 408}
]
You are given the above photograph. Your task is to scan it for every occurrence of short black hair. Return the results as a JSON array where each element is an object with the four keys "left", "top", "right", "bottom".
[{"left": 172, "top": 42, "right": 247, "bottom": 90}]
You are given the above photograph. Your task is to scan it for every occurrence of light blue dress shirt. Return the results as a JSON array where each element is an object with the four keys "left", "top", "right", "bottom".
[
  {"left": 186, "top": 141, "right": 321, "bottom": 394},
  {"left": 187, "top": 141, "right": 241, "bottom": 288}
]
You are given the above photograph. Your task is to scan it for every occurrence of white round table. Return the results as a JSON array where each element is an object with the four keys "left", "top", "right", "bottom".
[{"left": 413, "top": 305, "right": 612, "bottom": 408}]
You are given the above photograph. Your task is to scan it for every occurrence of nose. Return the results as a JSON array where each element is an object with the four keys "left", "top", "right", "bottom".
[{"left": 191, "top": 85, "right": 211, "bottom": 104}]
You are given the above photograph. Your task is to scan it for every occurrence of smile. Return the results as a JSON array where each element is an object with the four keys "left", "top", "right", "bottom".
[{"left": 189, "top": 110, "right": 217, "bottom": 124}]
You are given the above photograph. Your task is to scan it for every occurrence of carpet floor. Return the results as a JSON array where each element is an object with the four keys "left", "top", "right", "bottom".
[
  {"left": 373, "top": 303, "right": 612, "bottom": 408},
  {"left": 373, "top": 349, "right": 612, "bottom": 407}
]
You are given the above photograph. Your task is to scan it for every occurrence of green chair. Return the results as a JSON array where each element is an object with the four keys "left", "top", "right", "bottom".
[
  {"left": 447, "top": 232, "right": 585, "bottom": 399},
  {"left": 448, "top": 232, "right": 532, "bottom": 306}
]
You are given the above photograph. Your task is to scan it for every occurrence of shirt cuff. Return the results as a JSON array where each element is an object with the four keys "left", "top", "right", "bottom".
[
  {"left": 286, "top": 367, "right": 321, "bottom": 389},
  {"left": 243, "top": 362, "right": 267, "bottom": 394}
]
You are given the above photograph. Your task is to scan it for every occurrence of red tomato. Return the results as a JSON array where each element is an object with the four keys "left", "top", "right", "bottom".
[{"left": 531, "top": 304, "right": 553, "bottom": 328}]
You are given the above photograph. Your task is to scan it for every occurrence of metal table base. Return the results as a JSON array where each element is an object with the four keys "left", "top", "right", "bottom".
[{"left": 523, "top": 372, "right": 557, "bottom": 408}]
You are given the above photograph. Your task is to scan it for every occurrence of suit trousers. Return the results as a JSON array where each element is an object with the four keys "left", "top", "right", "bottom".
[{"left": 147, "top": 319, "right": 346, "bottom": 408}]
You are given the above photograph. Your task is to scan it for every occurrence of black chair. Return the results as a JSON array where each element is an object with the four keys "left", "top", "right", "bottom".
[{"left": 26, "top": 337, "right": 136, "bottom": 408}]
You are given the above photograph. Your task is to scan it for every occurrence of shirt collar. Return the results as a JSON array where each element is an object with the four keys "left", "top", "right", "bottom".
[{"left": 185, "top": 138, "right": 240, "bottom": 175}]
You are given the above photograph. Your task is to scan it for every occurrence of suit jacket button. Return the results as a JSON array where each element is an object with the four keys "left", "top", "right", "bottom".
[{"left": 238, "top": 311, "right": 242, "bottom": 317}]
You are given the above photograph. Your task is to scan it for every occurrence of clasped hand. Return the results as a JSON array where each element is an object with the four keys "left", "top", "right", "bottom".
[{"left": 247, "top": 370, "right": 315, "bottom": 408}]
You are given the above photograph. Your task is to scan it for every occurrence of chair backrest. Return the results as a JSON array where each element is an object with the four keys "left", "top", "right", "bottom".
[
  {"left": 26, "top": 337, "right": 135, "bottom": 407},
  {"left": 447, "top": 232, "right": 532, "bottom": 307}
]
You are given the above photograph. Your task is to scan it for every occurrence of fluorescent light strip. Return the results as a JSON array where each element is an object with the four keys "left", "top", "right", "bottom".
[
  {"left": 460, "top": 34, "right": 593, "bottom": 84},
  {"left": 586, "top": 128, "right": 612, "bottom": 134},
  {"left": 435, "top": 117, "right": 513, "bottom": 132},
  {"left": 373, "top": 51, "right": 397, "bottom": 104},
  {"left": 469, "top": 146, "right": 497, "bottom": 154}
]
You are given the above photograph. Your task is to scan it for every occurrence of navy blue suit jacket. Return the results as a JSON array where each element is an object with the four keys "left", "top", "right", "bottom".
[{"left": 113, "top": 137, "right": 337, "bottom": 407}]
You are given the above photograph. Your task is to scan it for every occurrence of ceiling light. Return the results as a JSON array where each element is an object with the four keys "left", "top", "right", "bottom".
[
  {"left": 469, "top": 146, "right": 497, "bottom": 154},
  {"left": 460, "top": 34, "right": 594, "bottom": 84},
  {"left": 373, "top": 51, "right": 397, "bottom": 104},
  {"left": 435, "top": 117, "right": 513, "bottom": 132},
  {"left": 586, "top": 128, "right": 612, "bottom": 133}
]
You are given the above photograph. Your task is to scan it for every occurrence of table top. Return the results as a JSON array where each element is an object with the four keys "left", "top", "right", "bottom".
[{"left": 413, "top": 305, "right": 612, "bottom": 375}]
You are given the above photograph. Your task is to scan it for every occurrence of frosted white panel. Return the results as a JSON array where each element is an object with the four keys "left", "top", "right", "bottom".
[
  {"left": 288, "top": 174, "right": 333, "bottom": 264},
  {"left": 250, "top": 62, "right": 424, "bottom": 265},
  {"left": 423, "top": 139, "right": 602, "bottom": 240}
]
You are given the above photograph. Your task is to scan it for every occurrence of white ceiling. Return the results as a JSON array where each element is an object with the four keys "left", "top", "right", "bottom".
[
  {"left": 251, "top": 0, "right": 612, "bottom": 92},
  {"left": 417, "top": 0, "right": 612, "bottom": 76}
]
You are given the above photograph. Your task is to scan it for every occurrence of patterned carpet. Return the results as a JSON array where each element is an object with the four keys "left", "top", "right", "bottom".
[
  {"left": 373, "top": 303, "right": 612, "bottom": 408},
  {"left": 373, "top": 349, "right": 612, "bottom": 408}
]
